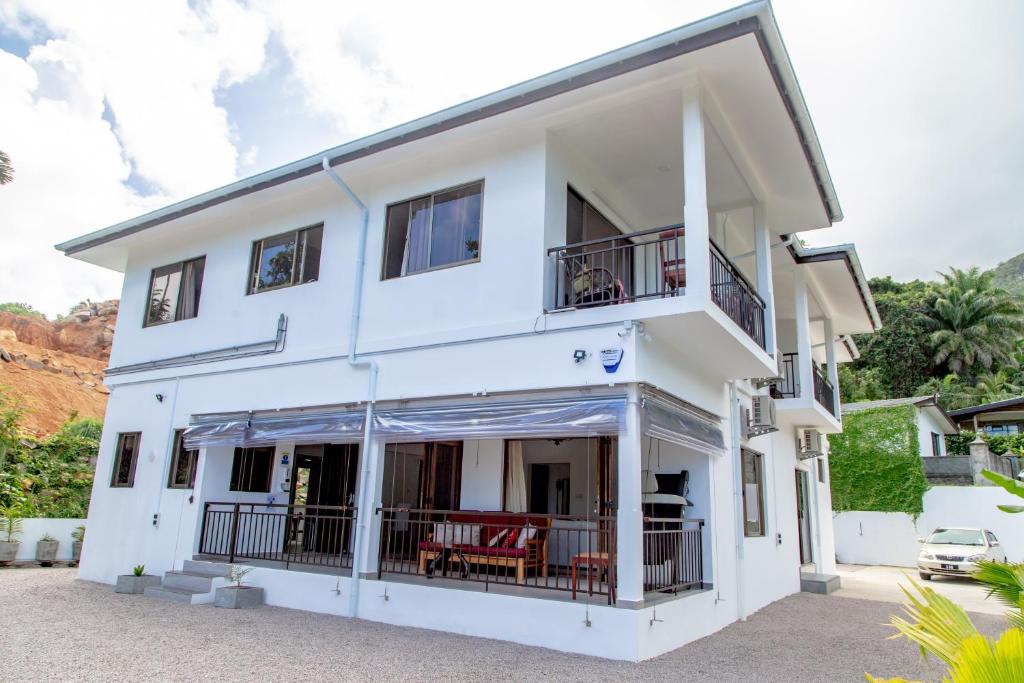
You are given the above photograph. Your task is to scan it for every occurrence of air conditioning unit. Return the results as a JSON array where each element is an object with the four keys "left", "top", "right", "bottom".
[
  {"left": 752, "top": 351, "right": 785, "bottom": 389},
  {"left": 798, "top": 428, "right": 824, "bottom": 459},
  {"left": 746, "top": 395, "right": 778, "bottom": 437}
]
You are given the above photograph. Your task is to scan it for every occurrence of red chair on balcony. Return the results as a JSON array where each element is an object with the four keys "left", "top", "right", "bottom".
[{"left": 658, "top": 227, "right": 686, "bottom": 294}]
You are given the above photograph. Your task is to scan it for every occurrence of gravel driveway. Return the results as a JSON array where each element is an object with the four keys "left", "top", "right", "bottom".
[{"left": 0, "top": 568, "right": 1009, "bottom": 682}]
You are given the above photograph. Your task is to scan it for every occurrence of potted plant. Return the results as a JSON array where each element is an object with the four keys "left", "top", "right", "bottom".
[
  {"left": 71, "top": 525, "right": 85, "bottom": 566},
  {"left": 114, "top": 564, "right": 161, "bottom": 594},
  {"left": 0, "top": 505, "right": 22, "bottom": 566},
  {"left": 214, "top": 565, "right": 263, "bottom": 609},
  {"left": 36, "top": 533, "right": 59, "bottom": 566}
]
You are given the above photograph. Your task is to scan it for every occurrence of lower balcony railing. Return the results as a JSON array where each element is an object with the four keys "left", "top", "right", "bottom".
[
  {"left": 199, "top": 502, "right": 357, "bottom": 570},
  {"left": 377, "top": 508, "right": 618, "bottom": 604},
  {"left": 643, "top": 518, "right": 705, "bottom": 593},
  {"left": 770, "top": 353, "right": 837, "bottom": 417}
]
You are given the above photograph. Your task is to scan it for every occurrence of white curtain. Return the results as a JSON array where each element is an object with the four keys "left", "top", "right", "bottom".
[{"left": 505, "top": 440, "right": 527, "bottom": 513}]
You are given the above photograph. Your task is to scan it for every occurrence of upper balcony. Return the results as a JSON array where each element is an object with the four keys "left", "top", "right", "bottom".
[{"left": 547, "top": 227, "right": 766, "bottom": 350}]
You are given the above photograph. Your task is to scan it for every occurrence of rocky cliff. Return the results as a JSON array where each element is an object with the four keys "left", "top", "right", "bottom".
[{"left": 0, "top": 301, "right": 116, "bottom": 436}]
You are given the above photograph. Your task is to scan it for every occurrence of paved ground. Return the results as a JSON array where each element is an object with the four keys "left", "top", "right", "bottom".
[
  {"left": 0, "top": 568, "right": 1009, "bottom": 682},
  {"left": 834, "top": 563, "right": 1002, "bottom": 615}
]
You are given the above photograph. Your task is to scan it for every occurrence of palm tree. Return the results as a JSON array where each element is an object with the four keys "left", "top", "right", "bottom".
[
  {"left": 972, "top": 369, "right": 1022, "bottom": 404},
  {"left": 929, "top": 267, "right": 1024, "bottom": 377},
  {"left": 0, "top": 150, "right": 12, "bottom": 185}
]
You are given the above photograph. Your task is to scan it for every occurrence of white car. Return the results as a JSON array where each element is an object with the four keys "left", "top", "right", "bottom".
[{"left": 918, "top": 527, "right": 1006, "bottom": 580}]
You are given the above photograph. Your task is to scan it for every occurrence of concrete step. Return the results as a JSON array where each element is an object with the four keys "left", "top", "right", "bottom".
[
  {"left": 183, "top": 559, "right": 233, "bottom": 578},
  {"left": 800, "top": 572, "right": 841, "bottom": 595},
  {"left": 162, "top": 571, "right": 218, "bottom": 593},
  {"left": 144, "top": 585, "right": 211, "bottom": 605}
]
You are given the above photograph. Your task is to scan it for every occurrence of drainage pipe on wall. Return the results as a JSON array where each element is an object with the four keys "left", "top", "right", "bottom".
[
  {"left": 729, "top": 380, "right": 747, "bottom": 621},
  {"left": 322, "top": 157, "right": 379, "bottom": 619}
]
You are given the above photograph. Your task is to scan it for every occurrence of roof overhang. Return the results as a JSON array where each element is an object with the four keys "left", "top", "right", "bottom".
[
  {"left": 56, "top": 0, "right": 841, "bottom": 265},
  {"left": 787, "top": 240, "right": 881, "bottom": 333}
]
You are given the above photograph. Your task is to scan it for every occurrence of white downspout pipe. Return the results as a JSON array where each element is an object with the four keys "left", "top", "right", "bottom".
[
  {"left": 729, "top": 381, "right": 747, "bottom": 621},
  {"left": 322, "top": 157, "right": 379, "bottom": 618}
]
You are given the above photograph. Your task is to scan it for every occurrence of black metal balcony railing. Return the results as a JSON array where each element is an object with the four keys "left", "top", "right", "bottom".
[
  {"left": 548, "top": 228, "right": 766, "bottom": 349},
  {"left": 813, "top": 365, "right": 836, "bottom": 416},
  {"left": 549, "top": 224, "right": 685, "bottom": 310},
  {"left": 772, "top": 353, "right": 799, "bottom": 399},
  {"left": 770, "top": 352, "right": 836, "bottom": 417},
  {"left": 199, "top": 502, "right": 356, "bottom": 570},
  {"left": 709, "top": 241, "right": 766, "bottom": 349},
  {"left": 377, "top": 508, "right": 617, "bottom": 604},
  {"left": 642, "top": 517, "right": 704, "bottom": 593}
]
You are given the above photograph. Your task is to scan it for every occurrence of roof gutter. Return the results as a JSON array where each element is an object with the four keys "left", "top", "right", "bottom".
[{"left": 56, "top": 0, "right": 841, "bottom": 257}]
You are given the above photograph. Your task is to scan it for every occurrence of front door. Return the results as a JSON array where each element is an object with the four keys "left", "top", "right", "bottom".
[
  {"left": 288, "top": 444, "right": 358, "bottom": 555},
  {"left": 795, "top": 469, "right": 813, "bottom": 565}
]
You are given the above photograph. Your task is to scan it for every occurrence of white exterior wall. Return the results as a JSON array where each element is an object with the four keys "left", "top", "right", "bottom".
[
  {"left": 835, "top": 486, "right": 1024, "bottom": 567},
  {"left": 10, "top": 518, "right": 86, "bottom": 561},
  {"left": 75, "top": 101, "right": 844, "bottom": 660},
  {"left": 917, "top": 408, "right": 948, "bottom": 457}
]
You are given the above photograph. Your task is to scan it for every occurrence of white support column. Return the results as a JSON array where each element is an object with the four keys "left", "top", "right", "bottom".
[
  {"left": 354, "top": 438, "right": 384, "bottom": 579},
  {"left": 682, "top": 77, "right": 710, "bottom": 302},
  {"left": 793, "top": 269, "right": 814, "bottom": 402},
  {"left": 753, "top": 202, "right": 776, "bottom": 355},
  {"left": 824, "top": 318, "right": 840, "bottom": 416},
  {"left": 616, "top": 384, "right": 644, "bottom": 606}
]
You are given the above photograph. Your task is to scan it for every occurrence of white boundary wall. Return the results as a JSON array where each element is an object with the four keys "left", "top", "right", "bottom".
[
  {"left": 835, "top": 486, "right": 1024, "bottom": 567},
  {"left": 11, "top": 518, "right": 86, "bottom": 561}
]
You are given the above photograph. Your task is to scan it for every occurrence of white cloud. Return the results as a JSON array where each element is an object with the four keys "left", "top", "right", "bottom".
[{"left": 0, "top": 0, "right": 269, "bottom": 318}]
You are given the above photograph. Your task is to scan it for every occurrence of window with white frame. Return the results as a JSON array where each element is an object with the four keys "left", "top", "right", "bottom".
[{"left": 382, "top": 181, "right": 482, "bottom": 279}]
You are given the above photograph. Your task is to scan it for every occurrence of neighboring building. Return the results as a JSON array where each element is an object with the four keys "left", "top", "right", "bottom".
[
  {"left": 949, "top": 397, "right": 1024, "bottom": 437},
  {"left": 843, "top": 396, "right": 958, "bottom": 458},
  {"left": 57, "top": 2, "right": 879, "bottom": 661}
]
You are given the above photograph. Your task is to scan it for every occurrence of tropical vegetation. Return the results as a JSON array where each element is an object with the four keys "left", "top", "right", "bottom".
[
  {"left": 0, "top": 388, "right": 100, "bottom": 517},
  {"left": 843, "top": 261, "right": 1024, "bottom": 412},
  {"left": 0, "top": 302, "right": 47, "bottom": 320},
  {"left": 0, "top": 150, "right": 13, "bottom": 185}
]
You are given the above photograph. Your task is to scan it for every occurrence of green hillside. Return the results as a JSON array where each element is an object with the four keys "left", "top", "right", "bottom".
[{"left": 990, "top": 252, "right": 1024, "bottom": 296}]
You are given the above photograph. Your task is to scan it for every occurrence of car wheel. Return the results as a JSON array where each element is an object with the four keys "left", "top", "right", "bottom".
[{"left": 919, "top": 572, "right": 932, "bottom": 581}]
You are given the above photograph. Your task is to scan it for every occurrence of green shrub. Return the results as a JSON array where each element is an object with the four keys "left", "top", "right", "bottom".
[{"left": 829, "top": 404, "right": 929, "bottom": 515}]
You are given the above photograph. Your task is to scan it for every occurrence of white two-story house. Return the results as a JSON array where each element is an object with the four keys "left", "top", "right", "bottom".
[{"left": 58, "top": 1, "right": 879, "bottom": 661}]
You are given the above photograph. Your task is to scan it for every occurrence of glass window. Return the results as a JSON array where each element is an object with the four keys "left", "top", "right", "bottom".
[
  {"left": 145, "top": 256, "right": 205, "bottom": 326},
  {"left": 111, "top": 432, "right": 141, "bottom": 487},
  {"left": 817, "top": 458, "right": 825, "bottom": 483},
  {"left": 248, "top": 224, "right": 323, "bottom": 294},
  {"left": 927, "top": 528, "right": 985, "bottom": 545},
  {"left": 382, "top": 181, "right": 482, "bottom": 279},
  {"left": 931, "top": 432, "right": 943, "bottom": 457},
  {"left": 229, "top": 446, "right": 274, "bottom": 492},
  {"left": 167, "top": 430, "right": 198, "bottom": 489},
  {"left": 741, "top": 449, "right": 765, "bottom": 537}
]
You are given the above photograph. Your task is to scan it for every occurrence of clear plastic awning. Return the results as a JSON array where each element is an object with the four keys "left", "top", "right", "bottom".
[
  {"left": 641, "top": 386, "right": 726, "bottom": 455},
  {"left": 372, "top": 396, "right": 626, "bottom": 441},
  {"left": 183, "top": 409, "right": 364, "bottom": 449}
]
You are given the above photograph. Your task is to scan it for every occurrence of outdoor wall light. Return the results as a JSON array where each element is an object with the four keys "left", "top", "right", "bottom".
[
  {"left": 155, "top": 393, "right": 165, "bottom": 402},
  {"left": 573, "top": 349, "right": 587, "bottom": 364}
]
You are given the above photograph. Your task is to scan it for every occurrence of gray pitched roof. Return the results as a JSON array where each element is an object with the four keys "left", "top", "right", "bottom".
[{"left": 842, "top": 396, "right": 937, "bottom": 413}]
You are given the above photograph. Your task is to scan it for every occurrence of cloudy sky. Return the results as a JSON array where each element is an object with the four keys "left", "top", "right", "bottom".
[{"left": 1, "top": 0, "right": 1021, "bottom": 318}]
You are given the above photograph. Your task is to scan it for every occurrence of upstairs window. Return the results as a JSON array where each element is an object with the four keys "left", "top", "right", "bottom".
[
  {"left": 111, "top": 432, "right": 141, "bottom": 487},
  {"left": 248, "top": 224, "right": 323, "bottom": 294},
  {"left": 145, "top": 257, "right": 206, "bottom": 326},
  {"left": 382, "top": 181, "right": 482, "bottom": 279},
  {"left": 229, "top": 446, "right": 274, "bottom": 492},
  {"left": 167, "top": 430, "right": 199, "bottom": 489}
]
